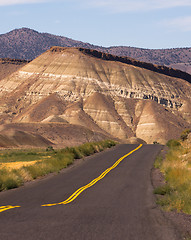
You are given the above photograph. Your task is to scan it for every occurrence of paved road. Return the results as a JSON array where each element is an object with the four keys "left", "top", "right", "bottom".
[{"left": 0, "top": 144, "right": 181, "bottom": 240}]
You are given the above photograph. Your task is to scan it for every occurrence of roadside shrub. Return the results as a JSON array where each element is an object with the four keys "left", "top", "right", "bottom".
[
  {"left": 166, "top": 139, "right": 181, "bottom": 148},
  {"left": 180, "top": 129, "right": 191, "bottom": 141},
  {"left": 0, "top": 169, "right": 23, "bottom": 190},
  {"left": 101, "top": 140, "right": 116, "bottom": 148},
  {"left": 23, "top": 163, "right": 53, "bottom": 179},
  {"left": 60, "top": 147, "right": 82, "bottom": 159},
  {"left": 154, "top": 184, "right": 173, "bottom": 195},
  {"left": 78, "top": 143, "right": 96, "bottom": 156},
  {"left": 49, "top": 153, "right": 74, "bottom": 170},
  {"left": 156, "top": 197, "right": 171, "bottom": 207},
  {"left": 2, "top": 178, "right": 19, "bottom": 190},
  {"left": 46, "top": 146, "right": 54, "bottom": 152}
]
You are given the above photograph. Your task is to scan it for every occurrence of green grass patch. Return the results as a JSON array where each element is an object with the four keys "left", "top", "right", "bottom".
[
  {"left": 0, "top": 149, "right": 51, "bottom": 163},
  {"left": 0, "top": 140, "right": 117, "bottom": 192}
]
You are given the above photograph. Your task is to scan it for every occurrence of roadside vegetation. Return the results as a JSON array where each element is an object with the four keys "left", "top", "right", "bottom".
[
  {"left": 154, "top": 129, "right": 191, "bottom": 214},
  {"left": 0, "top": 140, "right": 117, "bottom": 192}
]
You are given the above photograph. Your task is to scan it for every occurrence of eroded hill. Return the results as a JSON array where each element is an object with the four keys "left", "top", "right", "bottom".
[{"left": 0, "top": 47, "right": 190, "bottom": 146}]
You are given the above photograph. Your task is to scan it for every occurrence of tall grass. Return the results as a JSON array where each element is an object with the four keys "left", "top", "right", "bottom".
[
  {"left": 0, "top": 140, "right": 117, "bottom": 192},
  {"left": 0, "top": 169, "right": 23, "bottom": 190},
  {"left": 154, "top": 136, "right": 191, "bottom": 214}
]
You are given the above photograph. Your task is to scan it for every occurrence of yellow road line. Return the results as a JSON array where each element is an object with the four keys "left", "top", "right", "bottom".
[
  {"left": 0, "top": 205, "right": 20, "bottom": 213},
  {"left": 42, "top": 144, "right": 143, "bottom": 207}
]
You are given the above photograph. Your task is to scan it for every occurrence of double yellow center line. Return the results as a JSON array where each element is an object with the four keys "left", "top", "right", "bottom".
[
  {"left": 42, "top": 144, "right": 142, "bottom": 207},
  {"left": 0, "top": 205, "right": 20, "bottom": 213},
  {"left": 0, "top": 144, "right": 142, "bottom": 212}
]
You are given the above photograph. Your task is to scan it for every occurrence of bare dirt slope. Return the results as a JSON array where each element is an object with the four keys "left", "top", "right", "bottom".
[
  {"left": 0, "top": 123, "right": 112, "bottom": 148},
  {"left": 0, "top": 128, "right": 52, "bottom": 148}
]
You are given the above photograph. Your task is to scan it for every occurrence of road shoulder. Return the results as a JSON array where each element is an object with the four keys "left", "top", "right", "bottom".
[{"left": 151, "top": 146, "right": 191, "bottom": 239}]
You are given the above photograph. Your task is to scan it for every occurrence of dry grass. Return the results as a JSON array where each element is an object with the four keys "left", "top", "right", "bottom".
[
  {"left": 0, "top": 160, "right": 40, "bottom": 170},
  {"left": 154, "top": 133, "right": 191, "bottom": 214},
  {"left": 0, "top": 140, "right": 117, "bottom": 191}
]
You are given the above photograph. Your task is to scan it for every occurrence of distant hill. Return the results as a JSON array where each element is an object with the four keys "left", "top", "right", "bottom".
[
  {"left": 0, "top": 28, "right": 191, "bottom": 75},
  {"left": 108, "top": 46, "right": 191, "bottom": 75},
  {"left": 0, "top": 28, "right": 99, "bottom": 60}
]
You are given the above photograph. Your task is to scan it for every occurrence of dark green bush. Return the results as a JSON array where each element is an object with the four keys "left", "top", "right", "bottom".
[
  {"left": 46, "top": 146, "right": 54, "bottom": 152},
  {"left": 153, "top": 141, "right": 159, "bottom": 144},
  {"left": 154, "top": 184, "right": 173, "bottom": 195},
  {"left": 60, "top": 147, "right": 82, "bottom": 159},
  {"left": 78, "top": 143, "right": 96, "bottom": 156},
  {"left": 2, "top": 178, "right": 19, "bottom": 190},
  {"left": 166, "top": 139, "right": 181, "bottom": 148}
]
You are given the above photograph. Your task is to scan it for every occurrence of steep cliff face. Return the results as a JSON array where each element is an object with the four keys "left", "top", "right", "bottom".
[{"left": 0, "top": 47, "right": 190, "bottom": 144}]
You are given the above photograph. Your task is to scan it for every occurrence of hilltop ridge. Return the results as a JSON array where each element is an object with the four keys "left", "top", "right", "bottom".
[
  {"left": 51, "top": 47, "right": 191, "bottom": 83},
  {"left": 0, "top": 28, "right": 191, "bottom": 75}
]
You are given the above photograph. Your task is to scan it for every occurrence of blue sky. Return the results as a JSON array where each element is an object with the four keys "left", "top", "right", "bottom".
[{"left": 0, "top": 0, "right": 191, "bottom": 49}]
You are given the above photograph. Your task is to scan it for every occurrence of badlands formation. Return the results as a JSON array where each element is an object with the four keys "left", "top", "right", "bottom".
[{"left": 0, "top": 47, "right": 190, "bottom": 147}]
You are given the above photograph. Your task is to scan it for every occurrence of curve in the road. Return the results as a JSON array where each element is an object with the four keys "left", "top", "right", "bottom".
[
  {"left": 42, "top": 144, "right": 142, "bottom": 207},
  {"left": 0, "top": 144, "right": 182, "bottom": 240},
  {"left": 0, "top": 144, "right": 142, "bottom": 213}
]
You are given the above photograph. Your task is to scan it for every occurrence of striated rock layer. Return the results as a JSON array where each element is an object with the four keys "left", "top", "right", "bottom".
[{"left": 0, "top": 47, "right": 190, "bottom": 145}]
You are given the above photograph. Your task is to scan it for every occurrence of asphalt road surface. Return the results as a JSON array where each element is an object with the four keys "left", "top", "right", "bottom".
[{"left": 0, "top": 144, "right": 181, "bottom": 240}]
